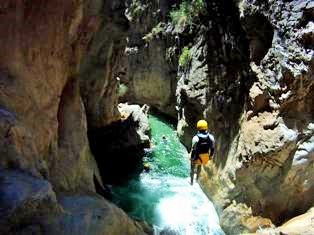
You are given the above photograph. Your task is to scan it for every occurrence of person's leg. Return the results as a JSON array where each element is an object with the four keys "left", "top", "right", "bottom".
[
  {"left": 190, "top": 161, "right": 195, "bottom": 185},
  {"left": 196, "top": 164, "right": 201, "bottom": 180}
]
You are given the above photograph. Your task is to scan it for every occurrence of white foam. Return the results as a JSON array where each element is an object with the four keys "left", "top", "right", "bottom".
[{"left": 154, "top": 177, "right": 224, "bottom": 235}]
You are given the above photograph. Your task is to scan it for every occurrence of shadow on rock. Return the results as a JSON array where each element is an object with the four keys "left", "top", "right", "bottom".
[{"left": 88, "top": 104, "right": 150, "bottom": 185}]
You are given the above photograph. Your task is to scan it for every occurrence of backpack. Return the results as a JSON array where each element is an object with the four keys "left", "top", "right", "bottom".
[{"left": 192, "top": 133, "right": 212, "bottom": 164}]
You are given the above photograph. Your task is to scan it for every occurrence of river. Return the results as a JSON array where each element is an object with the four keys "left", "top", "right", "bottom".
[{"left": 112, "top": 115, "right": 224, "bottom": 235}]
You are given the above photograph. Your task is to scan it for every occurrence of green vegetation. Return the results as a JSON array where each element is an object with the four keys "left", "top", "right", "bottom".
[
  {"left": 170, "top": 0, "right": 206, "bottom": 29},
  {"left": 143, "top": 22, "right": 165, "bottom": 42},
  {"left": 128, "top": 0, "right": 146, "bottom": 20},
  {"left": 179, "top": 46, "right": 192, "bottom": 68},
  {"left": 118, "top": 84, "right": 128, "bottom": 97}
]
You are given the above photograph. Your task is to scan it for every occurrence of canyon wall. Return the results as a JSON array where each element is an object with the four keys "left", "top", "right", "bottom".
[
  {"left": 182, "top": 0, "right": 314, "bottom": 233},
  {"left": 0, "top": 1, "right": 151, "bottom": 234},
  {"left": 120, "top": 0, "right": 179, "bottom": 118},
  {"left": 224, "top": 0, "right": 314, "bottom": 229}
]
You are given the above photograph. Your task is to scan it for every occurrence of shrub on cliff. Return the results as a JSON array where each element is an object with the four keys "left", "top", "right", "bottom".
[
  {"left": 143, "top": 22, "right": 165, "bottom": 42},
  {"left": 170, "top": 0, "right": 206, "bottom": 29},
  {"left": 179, "top": 46, "right": 192, "bottom": 69},
  {"left": 127, "top": 0, "right": 146, "bottom": 20}
]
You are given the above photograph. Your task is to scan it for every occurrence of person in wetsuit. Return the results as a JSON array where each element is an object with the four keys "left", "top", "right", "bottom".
[{"left": 190, "top": 120, "right": 215, "bottom": 185}]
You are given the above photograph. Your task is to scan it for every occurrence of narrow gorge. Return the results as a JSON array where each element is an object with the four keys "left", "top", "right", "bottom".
[{"left": 0, "top": 0, "right": 313, "bottom": 235}]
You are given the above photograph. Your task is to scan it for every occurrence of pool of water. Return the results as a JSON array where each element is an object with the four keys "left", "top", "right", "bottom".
[{"left": 112, "top": 115, "right": 224, "bottom": 234}]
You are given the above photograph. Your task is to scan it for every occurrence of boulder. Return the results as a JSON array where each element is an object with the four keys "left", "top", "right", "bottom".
[
  {"left": 118, "top": 103, "right": 151, "bottom": 147},
  {"left": 276, "top": 207, "right": 314, "bottom": 235},
  {"left": 0, "top": 169, "right": 61, "bottom": 234},
  {"left": 0, "top": 169, "right": 152, "bottom": 235},
  {"left": 221, "top": 202, "right": 273, "bottom": 234},
  {"left": 43, "top": 195, "right": 152, "bottom": 235}
]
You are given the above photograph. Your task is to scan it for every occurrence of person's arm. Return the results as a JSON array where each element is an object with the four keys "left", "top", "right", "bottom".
[
  {"left": 190, "top": 136, "right": 198, "bottom": 160},
  {"left": 209, "top": 134, "right": 215, "bottom": 156}
]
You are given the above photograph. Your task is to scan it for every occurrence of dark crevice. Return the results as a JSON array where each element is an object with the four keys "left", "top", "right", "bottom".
[
  {"left": 57, "top": 77, "right": 79, "bottom": 148},
  {"left": 88, "top": 118, "right": 145, "bottom": 185},
  {"left": 298, "top": 3, "right": 314, "bottom": 50},
  {"left": 299, "top": 5, "right": 314, "bottom": 28},
  {"left": 280, "top": 79, "right": 314, "bottom": 131},
  {"left": 252, "top": 93, "right": 271, "bottom": 114},
  {"left": 241, "top": 13, "right": 274, "bottom": 65},
  {"left": 93, "top": 174, "right": 112, "bottom": 200},
  {"left": 263, "top": 121, "right": 279, "bottom": 130},
  {"left": 204, "top": 0, "right": 253, "bottom": 169},
  {"left": 149, "top": 107, "right": 177, "bottom": 126}
]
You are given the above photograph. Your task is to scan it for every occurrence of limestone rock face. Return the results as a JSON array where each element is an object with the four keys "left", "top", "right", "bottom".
[
  {"left": 80, "top": 0, "right": 129, "bottom": 128},
  {"left": 231, "top": 0, "right": 314, "bottom": 224},
  {"left": 0, "top": 0, "right": 100, "bottom": 193},
  {"left": 79, "top": 0, "right": 152, "bottom": 186},
  {"left": 174, "top": 0, "right": 314, "bottom": 232},
  {"left": 176, "top": 0, "right": 251, "bottom": 157},
  {"left": 0, "top": 1, "right": 152, "bottom": 234},
  {"left": 190, "top": 0, "right": 314, "bottom": 232},
  {"left": 120, "top": 0, "right": 178, "bottom": 118}
]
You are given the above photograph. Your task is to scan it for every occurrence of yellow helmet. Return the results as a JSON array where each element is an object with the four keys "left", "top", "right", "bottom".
[{"left": 197, "top": 120, "right": 208, "bottom": 131}]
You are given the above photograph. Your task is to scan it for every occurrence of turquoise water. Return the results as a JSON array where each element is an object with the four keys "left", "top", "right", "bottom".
[
  {"left": 145, "top": 115, "right": 190, "bottom": 178},
  {"left": 112, "top": 115, "right": 224, "bottom": 234}
]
